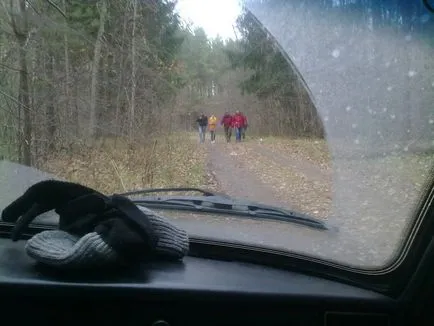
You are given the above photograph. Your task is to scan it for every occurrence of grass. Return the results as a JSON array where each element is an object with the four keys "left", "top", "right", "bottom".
[{"left": 41, "top": 132, "right": 208, "bottom": 194}]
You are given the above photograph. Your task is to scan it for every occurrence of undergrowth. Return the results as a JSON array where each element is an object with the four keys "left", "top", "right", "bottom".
[{"left": 41, "top": 133, "right": 207, "bottom": 194}]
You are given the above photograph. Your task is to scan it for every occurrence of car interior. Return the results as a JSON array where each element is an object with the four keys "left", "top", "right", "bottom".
[{"left": 0, "top": 173, "right": 432, "bottom": 326}]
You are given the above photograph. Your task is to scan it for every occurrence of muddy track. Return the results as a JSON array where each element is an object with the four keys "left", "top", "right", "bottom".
[
  {"left": 205, "top": 141, "right": 295, "bottom": 209},
  {"left": 203, "top": 138, "right": 334, "bottom": 217}
]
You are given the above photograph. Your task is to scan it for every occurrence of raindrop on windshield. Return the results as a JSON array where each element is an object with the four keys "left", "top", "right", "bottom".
[
  {"left": 405, "top": 35, "right": 412, "bottom": 41},
  {"left": 382, "top": 107, "right": 388, "bottom": 112},
  {"left": 332, "top": 49, "right": 340, "bottom": 58},
  {"left": 421, "top": 14, "right": 430, "bottom": 23},
  {"left": 352, "top": 123, "right": 357, "bottom": 129},
  {"left": 345, "top": 106, "right": 351, "bottom": 112},
  {"left": 408, "top": 70, "right": 417, "bottom": 78},
  {"left": 429, "top": 119, "right": 434, "bottom": 125},
  {"left": 390, "top": 114, "right": 396, "bottom": 120},
  {"left": 354, "top": 139, "right": 360, "bottom": 145},
  {"left": 387, "top": 86, "right": 393, "bottom": 91}
]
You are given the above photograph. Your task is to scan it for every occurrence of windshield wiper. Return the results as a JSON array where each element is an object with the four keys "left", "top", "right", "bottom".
[
  {"left": 119, "top": 187, "right": 230, "bottom": 198},
  {"left": 130, "top": 195, "right": 336, "bottom": 232}
]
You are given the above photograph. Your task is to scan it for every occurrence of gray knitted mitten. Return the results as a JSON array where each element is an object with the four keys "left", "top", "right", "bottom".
[{"left": 25, "top": 205, "right": 189, "bottom": 269}]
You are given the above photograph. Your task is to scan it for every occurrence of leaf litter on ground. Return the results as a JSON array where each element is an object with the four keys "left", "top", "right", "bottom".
[{"left": 41, "top": 133, "right": 209, "bottom": 195}]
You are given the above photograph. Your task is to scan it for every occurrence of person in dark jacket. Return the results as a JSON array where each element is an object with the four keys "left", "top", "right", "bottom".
[
  {"left": 220, "top": 112, "right": 233, "bottom": 142},
  {"left": 196, "top": 113, "right": 208, "bottom": 143}
]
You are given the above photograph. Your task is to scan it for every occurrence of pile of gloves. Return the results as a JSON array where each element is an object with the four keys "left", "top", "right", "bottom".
[{"left": 1, "top": 180, "right": 189, "bottom": 269}]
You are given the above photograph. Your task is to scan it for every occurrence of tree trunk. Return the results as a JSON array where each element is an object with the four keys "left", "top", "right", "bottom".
[
  {"left": 88, "top": 0, "right": 107, "bottom": 138},
  {"left": 115, "top": 11, "right": 128, "bottom": 137},
  {"left": 47, "top": 54, "right": 56, "bottom": 151},
  {"left": 63, "top": 0, "right": 72, "bottom": 131},
  {"left": 10, "top": 0, "right": 32, "bottom": 166},
  {"left": 130, "top": 0, "right": 137, "bottom": 140}
]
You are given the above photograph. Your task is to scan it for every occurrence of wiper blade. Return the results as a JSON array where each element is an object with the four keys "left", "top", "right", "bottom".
[
  {"left": 131, "top": 195, "right": 336, "bottom": 232},
  {"left": 119, "top": 187, "right": 229, "bottom": 198},
  {"left": 250, "top": 206, "right": 333, "bottom": 231}
]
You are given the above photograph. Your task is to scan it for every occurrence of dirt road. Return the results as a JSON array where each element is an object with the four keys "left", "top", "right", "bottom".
[
  {"left": 206, "top": 135, "right": 332, "bottom": 218},
  {"left": 195, "top": 133, "right": 424, "bottom": 268}
]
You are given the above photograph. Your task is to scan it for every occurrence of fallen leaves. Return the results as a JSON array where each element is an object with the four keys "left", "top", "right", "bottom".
[
  {"left": 209, "top": 137, "right": 433, "bottom": 223},
  {"left": 40, "top": 132, "right": 433, "bottom": 227},
  {"left": 261, "top": 136, "right": 331, "bottom": 169},
  {"left": 235, "top": 142, "right": 333, "bottom": 218}
]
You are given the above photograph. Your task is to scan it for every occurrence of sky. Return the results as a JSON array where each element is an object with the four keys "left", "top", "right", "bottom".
[{"left": 175, "top": 0, "right": 242, "bottom": 40}]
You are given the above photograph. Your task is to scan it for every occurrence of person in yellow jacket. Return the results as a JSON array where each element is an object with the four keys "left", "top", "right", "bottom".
[{"left": 208, "top": 114, "right": 218, "bottom": 143}]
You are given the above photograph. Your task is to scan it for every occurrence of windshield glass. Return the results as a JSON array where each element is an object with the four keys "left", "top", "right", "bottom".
[{"left": 0, "top": 0, "right": 433, "bottom": 270}]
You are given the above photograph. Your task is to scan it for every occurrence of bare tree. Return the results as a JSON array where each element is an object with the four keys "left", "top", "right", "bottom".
[
  {"left": 129, "top": 0, "right": 137, "bottom": 140},
  {"left": 9, "top": 0, "right": 32, "bottom": 165},
  {"left": 88, "top": 0, "right": 107, "bottom": 138}
]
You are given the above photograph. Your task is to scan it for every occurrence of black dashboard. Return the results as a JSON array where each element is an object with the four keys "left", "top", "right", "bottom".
[{"left": 0, "top": 238, "right": 400, "bottom": 326}]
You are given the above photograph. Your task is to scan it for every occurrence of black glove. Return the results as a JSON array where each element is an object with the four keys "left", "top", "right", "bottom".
[
  {"left": 0, "top": 180, "right": 185, "bottom": 269},
  {"left": 53, "top": 191, "right": 160, "bottom": 260},
  {"left": 1, "top": 180, "right": 99, "bottom": 241}
]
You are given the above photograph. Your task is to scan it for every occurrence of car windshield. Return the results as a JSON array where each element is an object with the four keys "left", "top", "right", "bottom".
[{"left": 0, "top": 0, "right": 433, "bottom": 271}]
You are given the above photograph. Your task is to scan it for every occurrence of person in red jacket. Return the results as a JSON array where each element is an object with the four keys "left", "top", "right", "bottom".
[
  {"left": 232, "top": 110, "right": 245, "bottom": 142},
  {"left": 240, "top": 112, "right": 248, "bottom": 140},
  {"left": 220, "top": 112, "right": 233, "bottom": 142}
]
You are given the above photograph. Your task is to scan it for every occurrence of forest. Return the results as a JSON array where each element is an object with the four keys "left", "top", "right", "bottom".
[
  {"left": 0, "top": 0, "right": 325, "bottom": 168},
  {"left": 0, "top": 0, "right": 432, "bottom": 171}
]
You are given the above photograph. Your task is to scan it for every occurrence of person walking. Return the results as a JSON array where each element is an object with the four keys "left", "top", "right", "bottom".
[
  {"left": 220, "top": 112, "right": 233, "bottom": 142},
  {"left": 240, "top": 111, "right": 248, "bottom": 140},
  {"left": 196, "top": 113, "right": 208, "bottom": 143},
  {"left": 232, "top": 110, "right": 244, "bottom": 142},
  {"left": 208, "top": 114, "right": 218, "bottom": 143}
]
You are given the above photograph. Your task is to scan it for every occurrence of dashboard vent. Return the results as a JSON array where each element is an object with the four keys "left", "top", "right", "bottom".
[{"left": 324, "top": 311, "right": 390, "bottom": 326}]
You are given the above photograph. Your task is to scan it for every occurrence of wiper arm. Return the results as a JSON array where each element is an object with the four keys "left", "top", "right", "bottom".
[{"left": 131, "top": 196, "right": 336, "bottom": 232}]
